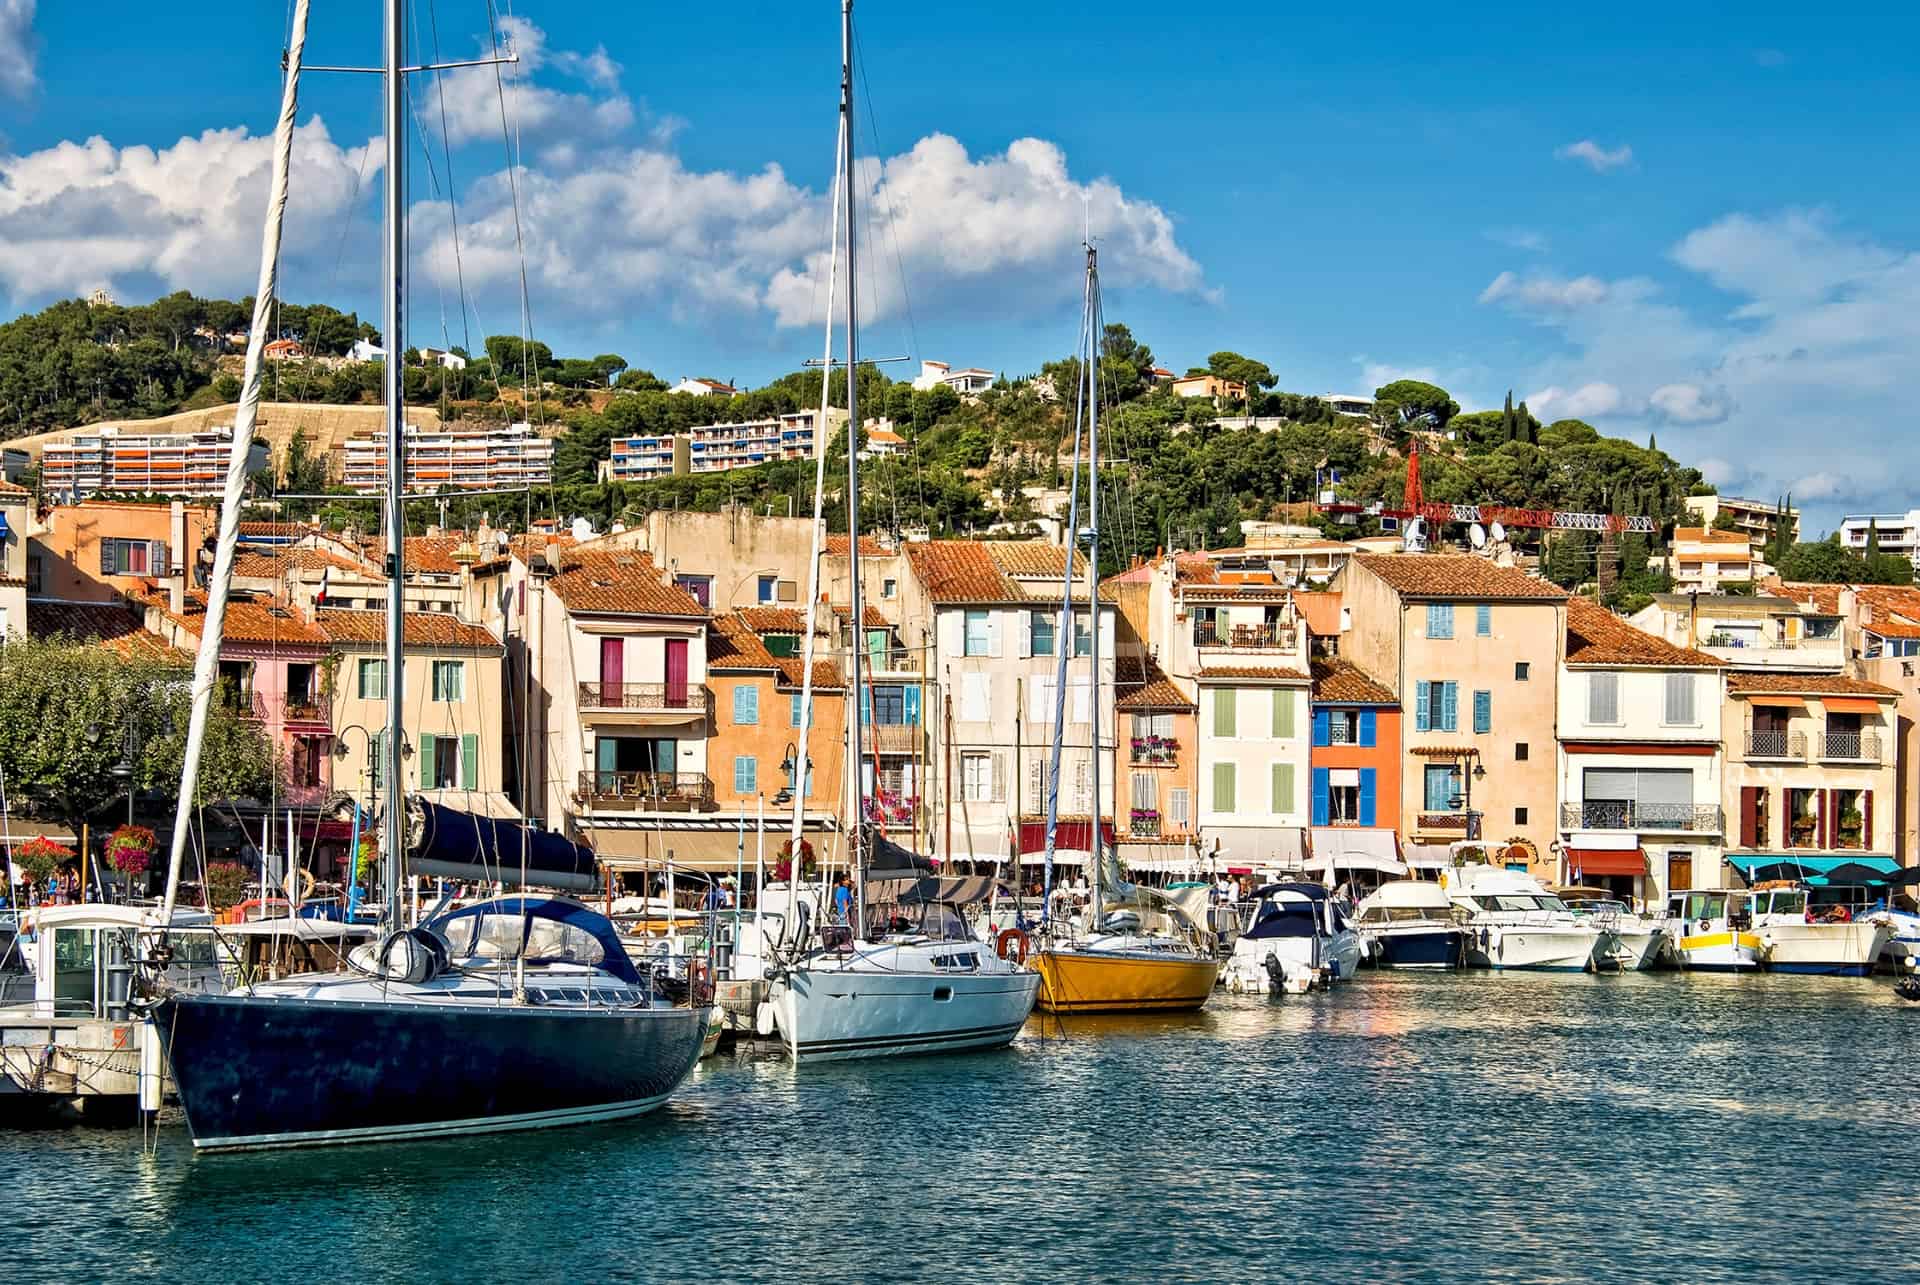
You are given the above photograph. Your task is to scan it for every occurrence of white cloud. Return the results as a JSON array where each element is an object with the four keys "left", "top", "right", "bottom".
[
  {"left": 1647, "top": 382, "right": 1727, "bottom": 424},
  {"left": 1359, "top": 361, "right": 1438, "bottom": 391},
  {"left": 1555, "top": 140, "right": 1634, "bottom": 173},
  {"left": 1528, "top": 382, "right": 1623, "bottom": 419},
  {"left": 420, "top": 16, "right": 633, "bottom": 152},
  {"left": 1479, "top": 271, "right": 1618, "bottom": 311},
  {"left": 0, "top": 0, "right": 34, "bottom": 99},
  {"left": 1790, "top": 471, "right": 1845, "bottom": 501},
  {"left": 1486, "top": 227, "right": 1549, "bottom": 253}
]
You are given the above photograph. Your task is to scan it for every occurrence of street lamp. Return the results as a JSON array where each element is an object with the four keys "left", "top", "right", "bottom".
[{"left": 774, "top": 741, "right": 813, "bottom": 807}]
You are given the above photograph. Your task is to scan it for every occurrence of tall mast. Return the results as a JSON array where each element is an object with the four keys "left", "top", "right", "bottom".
[
  {"left": 1084, "top": 245, "right": 1103, "bottom": 929},
  {"left": 381, "top": 0, "right": 408, "bottom": 922},
  {"left": 840, "top": 0, "right": 868, "bottom": 927}
]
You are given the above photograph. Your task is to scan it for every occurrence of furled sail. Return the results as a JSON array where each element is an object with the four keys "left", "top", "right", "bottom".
[{"left": 405, "top": 798, "right": 599, "bottom": 893}]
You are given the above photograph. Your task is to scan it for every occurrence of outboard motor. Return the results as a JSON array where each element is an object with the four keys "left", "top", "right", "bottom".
[{"left": 1263, "top": 952, "right": 1286, "bottom": 997}]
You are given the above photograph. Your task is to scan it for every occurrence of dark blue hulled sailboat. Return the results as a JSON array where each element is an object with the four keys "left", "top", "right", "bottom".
[{"left": 143, "top": 0, "right": 704, "bottom": 1151}]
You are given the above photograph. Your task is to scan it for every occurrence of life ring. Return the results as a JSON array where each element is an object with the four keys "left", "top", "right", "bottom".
[{"left": 995, "top": 927, "right": 1031, "bottom": 964}]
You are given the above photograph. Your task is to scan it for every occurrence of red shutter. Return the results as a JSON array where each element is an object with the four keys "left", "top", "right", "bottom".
[
  {"left": 1821, "top": 789, "right": 1834, "bottom": 850},
  {"left": 1739, "top": 787, "right": 1759, "bottom": 847},
  {"left": 1864, "top": 790, "right": 1874, "bottom": 851}
]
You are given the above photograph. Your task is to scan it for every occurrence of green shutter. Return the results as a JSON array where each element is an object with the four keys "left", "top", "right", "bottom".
[
  {"left": 461, "top": 734, "right": 479, "bottom": 791},
  {"left": 1271, "top": 688, "right": 1295, "bottom": 738},
  {"left": 1213, "top": 762, "right": 1236, "bottom": 813},
  {"left": 1213, "top": 688, "right": 1237, "bottom": 738},
  {"left": 1272, "top": 762, "right": 1295, "bottom": 814},
  {"left": 370, "top": 730, "right": 385, "bottom": 790},
  {"left": 417, "top": 733, "right": 436, "bottom": 788}
]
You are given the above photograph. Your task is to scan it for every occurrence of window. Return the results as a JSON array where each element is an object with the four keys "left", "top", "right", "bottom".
[
  {"left": 1414, "top": 681, "right": 1457, "bottom": 732},
  {"left": 733, "top": 756, "right": 757, "bottom": 795},
  {"left": 1786, "top": 788, "right": 1819, "bottom": 847},
  {"left": 1664, "top": 673, "right": 1697, "bottom": 726},
  {"left": 871, "top": 685, "right": 905, "bottom": 725},
  {"left": 1073, "top": 611, "right": 1093, "bottom": 657},
  {"left": 25, "top": 552, "right": 42, "bottom": 595},
  {"left": 1476, "top": 604, "right": 1492, "bottom": 637},
  {"left": 1029, "top": 610, "right": 1056, "bottom": 657},
  {"left": 1169, "top": 788, "right": 1191, "bottom": 830},
  {"left": 1328, "top": 711, "right": 1359, "bottom": 744},
  {"left": 675, "top": 575, "right": 712, "bottom": 608},
  {"left": 1328, "top": 779, "right": 1360, "bottom": 823},
  {"left": 789, "top": 693, "right": 805, "bottom": 728},
  {"left": 1514, "top": 807, "right": 1528, "bottom": 825},
  {"left": 882, "top": 577, "right": 898, "bottom": 599},
  {"left": 1472, "top": 689, "right": 1492, "bottom": 735},
  {"left": 357, "top": 658, "right": 386, "bottom": 701},
  {"left": 1212, "top": 763, "right": 1236, "bottom": 813},
  {"left": 1580, "top": 767, "right": 1693, "bottom": 828},
  {"left": 962, "top": 752, "right": 992, "bottom": 803},
  {"left": 1515, "top": 742, "right": 1529, "bottom": 761},
  {"left": 1213, "top": 688, "right": 1237, "bottom": 738},
  {"left": 100, "top": 537, "right": 159, "bottom": 577},
  {"left": 1427, "top": 604, "right": 1454, "bottom": 639},
  {"left": 1587, "top": 671, "right": 1620, "bottom": 724},
  {"left": 733, "top": 685, "right": 759, "bottom": 725},
  {"left": 963, "top": 609, "right": 991, "bottom": 656},
  {"left": 427, "top": 734, "right": 460, "bottom": 789},
  {"left": 431, "top": 660, "right": 464, "bottom": 702},
  {"left": 1424, "top": 764, "right": 1462, "bottom": 811},
  {"left": 757, "top": 575, "right": 777, "bottom": 604},
  {"left": 1515, "top": 662, "right": 1530, "bottom": 681}
]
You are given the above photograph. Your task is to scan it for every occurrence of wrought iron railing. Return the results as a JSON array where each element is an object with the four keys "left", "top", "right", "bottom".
[
  {"left": 1192, "top": 621, "right": 1297, "bottom": 650},
  {"left": 1129, "top": 810, "right": 1162, "bottom": 838},
  {"left": 1129, "top": 737, "right": 1179, "bottom": 765},
  {"left": 576, "top": 682, "right": 713, "bottom": 716},
  {"left": 1560, "top": 802, "right": 1723, "bottom": 832},
  {"left": 1819, "top": 732, "right": 1880, "bottom": 763},
  {"left": 1744, "top": 730, "right": 1805, "bottom": 760},
  {"left": 1416, "top": 810, "right": 1473, "bottom": 832},
  {"left": 575, "top": 770, "right": 714, "bottom": 810}
]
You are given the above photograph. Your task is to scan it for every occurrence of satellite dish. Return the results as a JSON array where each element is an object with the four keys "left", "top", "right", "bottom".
[
  {"left": 1469, "top": 523, "right": 1487, "bottom": 549},
  {"left": 1490, "top": 520, "right": 1507, "bottom": 544},
  {"left": 1404, "top": 517, "right": 1427, "bottom": 552}
]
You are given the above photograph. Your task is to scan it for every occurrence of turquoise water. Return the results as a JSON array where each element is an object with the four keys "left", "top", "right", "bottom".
[{"left": 8, "top": 971, "right": 1919, "bottom": 1282}]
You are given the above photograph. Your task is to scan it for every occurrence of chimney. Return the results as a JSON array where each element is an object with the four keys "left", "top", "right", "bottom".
[
  {"left": 168, "top": 568, "right": 185, "bottom": 616},
  {"left": 170, "top": 500, "right": 188, "bottom": 576}
]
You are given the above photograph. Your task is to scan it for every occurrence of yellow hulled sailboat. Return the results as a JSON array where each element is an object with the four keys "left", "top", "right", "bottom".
[{"left": 1028, "top": 243, "right": 1220, "bottom": 1016}]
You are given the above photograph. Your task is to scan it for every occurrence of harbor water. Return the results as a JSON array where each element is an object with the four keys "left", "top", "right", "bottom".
[{"left": 9, "top": 971, "right": 1918, "bottom": 1282}]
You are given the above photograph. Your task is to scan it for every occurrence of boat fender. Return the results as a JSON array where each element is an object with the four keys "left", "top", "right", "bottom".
[{"left": 995, "top": 927, "right": 1030, "bottom": 964}]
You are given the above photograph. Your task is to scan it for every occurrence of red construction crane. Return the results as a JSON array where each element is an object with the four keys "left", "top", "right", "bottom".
[{"left": 1380, "top": 439, "right": 1655, "bottom": 535}]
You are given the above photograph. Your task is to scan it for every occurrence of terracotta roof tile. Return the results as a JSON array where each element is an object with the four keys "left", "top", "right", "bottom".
[
  {"left": 313, "top": 609, "right": 500, "bottom": 650},
  {"left": 1198, "top": 665, "right": 1310, "bottom": 681},
  {"left": 1310, "top": 658, "right": 1397, "bottom": 704},
  {"left": 471, "top": 534, "right": 578, "bottom": 573},
  {"left": 825, "top": 534, "right": 892, "bottom": 557},
  {"left": 776, "top": 658, "right": 845, "bottom": 691},
  {"left": 142, "top": 589, "right": 330, "bottom": 647},
  {"left": 0, "top": 479, "right": 29, "bottom": 497},
  {"left": 1355, "top": 554, "right": 1565, "bottom": 600},
  {"left": 1564, "top": 597, "right": 1722, "bottom": 669},
  {"left": 1726, "top": 672, "right": 1898, "bottom": 698},
  {"left": 238, "top": 521, "right": 317, "bottom": 539},
  {"left": 231, "top": 546, "right": 366, "bottom": 579},
  {"left": 829, "top": 603, "right": 891, "bottom": 628},
  {"left": 547, "top": 550, "right": 708, "bottom": 617},
  {"left": 737, "top": 605, "right": 810, "bottom": 633},
  {"left": 1179, "top": 584, "right": 1297, "bottom": 603},
  {"left": 29, "top": 601, "right": 189, "bottom": 664},
  {"left": 1115, "top": 656, "right": 1194, "bottom": 711},
  {"left": 904, "top": 540, "right": 1092, "bottom": 605},
  {"left": 983, "top": 541, "right": 1087, "bottom": 580},
  {"left": 1674, "top": 527, "right": 1752, "bottom": 544},
  {"left": 707, "top": 614, "right": 781, "bottom": 671},
  {"left": 1172, "top": 554, "right": 1220, "bottom": 585}
]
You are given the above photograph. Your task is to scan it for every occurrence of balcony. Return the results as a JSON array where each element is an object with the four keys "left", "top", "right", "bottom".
[
  {"left": 576, "top": 682, "right": 713, "bottom": 719},
  {"left": 1818, "top": 732, "right": 1881, "bottom": 763},
  {"left": 1560, "top": 802, "right": 1724, "bottom": 833},
  {"left": 1193, "top": 621, "right": 1298, "bottom": 651},
  {"left": 1744, "top": 730, "right": 1805, "bottom": 761},
  {"left": 1129, "top": 809, "right": 1162, "bottom": 838},
  {"left": 1415, "top": 810, "right": 1477, "bottom": 837},
  {"left": 1129, "top": 736, "right": 1180, "bottom": 766},
  {"left": 283, "top": 699, "right": 330, "bottom": 729},
  {"left": 575, "top": 771, "right": 714, "bottom": 812}
]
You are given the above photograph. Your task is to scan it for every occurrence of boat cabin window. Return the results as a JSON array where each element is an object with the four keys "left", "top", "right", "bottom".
[
  {"left": 51, "top": 927, "right": 97, "bottom": 1015},
  {"left": 438, "top": 913, "right": 608, "bottom": 969},
  {"left": 0, "top": 930, "right": 25, "bottom": 974},
  {"left": 1683, "top": 893, "right": 1727, "bottom": 920},
  {"left": 1473, "top": 894, "right": 1566, "bottom": 913},
  {"left": 1760, "top": 890, "right": 1807, "bottom": 916},
  {"left": 871, "top": 900, "right": 969, "bottom": 941}
]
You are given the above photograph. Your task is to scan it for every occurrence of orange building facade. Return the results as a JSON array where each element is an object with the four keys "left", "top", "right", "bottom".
[
  {"left": 1308, "top": 659, "right": 1403, "bottom": 832},
  {"left": 28, "top": 499, "right": 214, "bottom": 604}
]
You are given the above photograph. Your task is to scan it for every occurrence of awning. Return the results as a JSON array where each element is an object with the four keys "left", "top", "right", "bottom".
[
  {"left": 1567, "top": 846, "right": 1647, "bottom": 877},
  {"left": 1203, "top": 826, "right": 1308, "bottom": 866},
  {"left": 1818, "top": 697, "right": 1884, "bottom": 715},
  {"left": 1726, "top": 854, "right": 1901, "bottom": 886},
  {"left": 1017, "top": 819, "right": 1116, "bottom": 855},
  {"left": 1018, "top": 850, "right": 1087, "bottom": 867},
  {"left": 1745, "top": 695, "right": 1805, "bottom": 709},
  {"left": 1306, "top": 828, "right": 1406, "bottom": 875},
  {"left": 589, "top": 818, "right": 844, "bottom": 872},
  {"left": 1403, "top": 843, "right": 1454, "bottom": 870}
]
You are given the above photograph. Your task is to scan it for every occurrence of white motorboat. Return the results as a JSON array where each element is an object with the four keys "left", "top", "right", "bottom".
[
  {"left": 1351, "top": 880, "right": 1467, "bottom": 969},
  {"left": 1555, "top": 887, "right": 1669, "bottom": 971},
  {"left": 1222, "top": 882, "right": 1364, "bottom": 992},
  {"left": 1661, "top": 890, "right": 1765, "bottom": 972},
  {"left": 1748, "top": 885, "right": 1893, "bottom": 976},
  {"left": 1442, "top": 863, "right": 1606, "bottom": 972}
]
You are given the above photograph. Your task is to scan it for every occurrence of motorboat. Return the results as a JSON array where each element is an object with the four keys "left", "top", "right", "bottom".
[
  {"left": 1350, "top": 879, "right": 1467, "bottom": 969},
  {"left": 1442, "top": 863, "right": 1607, "bottom": 972},
  {"left": 1661, "top": 890, "right": 1765, "bottom": 972},
  {"left": 1747, "top": 884, "right": 1893, "bottom": 976},
  {"left": 1030, "top": 924, "right": 1221, "bottom": 1014},
  {"left": 1222, "top": 883, "right": 1364, "bottom": 992},
  {"left": 151, "top": 897, "right": 708, "bottom": 1149},
  {"left": 1554, "top": 886, "right": 1670, "bottom": 971}
]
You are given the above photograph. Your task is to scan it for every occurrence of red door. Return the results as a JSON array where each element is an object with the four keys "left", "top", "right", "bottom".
[
  {"left": 665, "top": 639, "right": 689, "bottom": 709},
  {"left": 600, "top": 637, "right": 624, "bottom": 707}
]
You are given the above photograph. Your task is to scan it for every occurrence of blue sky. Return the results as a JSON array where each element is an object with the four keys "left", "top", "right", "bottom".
[{"left": 3, "top": 1, "right": 1917, "bottom": 531}]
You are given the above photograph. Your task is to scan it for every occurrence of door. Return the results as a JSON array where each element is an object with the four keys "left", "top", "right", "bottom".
[
  {"left": 1667, "top": 852, "right": 1693, "bottom": 895},
  {"left": 599, "top": 637, "right": 624, "bottom": 707},
  {"left": 665, "top": 639, "right": 689, "bottom": 708}
]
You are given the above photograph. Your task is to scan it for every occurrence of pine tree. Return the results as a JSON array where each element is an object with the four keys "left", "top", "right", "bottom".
[
  {"left": 1502, "top": 390, "right": 1515, "bottom": 442},
  {"left": 1866, "top": 519, "right": 1881, "bottom": 563},
  {"left": 1648, "top": 433, "right": 1658, "bottom": 453},
  {"left": 1518, "top": 400, "right": 1536, "bottom": 445}
]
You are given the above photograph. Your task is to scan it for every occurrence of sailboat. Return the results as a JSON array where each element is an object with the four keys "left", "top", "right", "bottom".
[
  {"left": 1028, "top": 246, "right": 1220, "bottom": 1014},
  {"left": 139, "top": 1, "right": 706, "bottom": 1150},
  {"left": 757, "top": 0, "right": 1040, "bottom": 1062}
]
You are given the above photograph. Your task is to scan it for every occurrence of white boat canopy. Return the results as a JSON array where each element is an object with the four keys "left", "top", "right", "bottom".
[{"left": 1306, "top": 828, "right": 1408, "bottom": 876}]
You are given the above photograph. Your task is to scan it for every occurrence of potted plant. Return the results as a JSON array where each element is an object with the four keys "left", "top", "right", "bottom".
[
  {"left": 1839, "top": 807, "right": 1865, "bottom": 846},
  {"left": 104, "top": 824, "right": 157, "bottom": 901},
  {"left": 773, "top": 837, "right": 815, "bottom": 883},
  {"left": 204, "top": 860, "right": 251, "bottom": 913},
  {"left": 14, "top": 836, "right": 73, "bottom": 891}
]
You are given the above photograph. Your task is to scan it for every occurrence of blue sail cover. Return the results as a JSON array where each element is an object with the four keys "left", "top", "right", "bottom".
[
  {"left": 407, "top": 799, "right": 599, "bottom": 893},
  {"left": 425, "top": 896, "right": 645, "bottom": 985}
]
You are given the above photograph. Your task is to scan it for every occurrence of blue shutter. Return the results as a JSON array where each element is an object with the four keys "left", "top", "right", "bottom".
[
  {"left": 1414, "top": 682, "right": 1430, "bottom": 732},
  {"left": 733, "top": 685, "right": 757, "bottom": 724},
  {"left": 734, "top": 756, "right": 756, "bottom": 794},
  {"left": 1358, "top": 709, "right": 1376, "bottom": 747},
  {"left": 1441, "top": 682, "right": 1458, "bottom": 732},
  {"left": 1473, "top": 689, "right": 1491, "bottom": 734},
  {"left": 903, "top": 685, "right": 921, "bottom": 725},
  {"left": 1359, "top": 768, "right": 1377, "bottom": 825},
  {"left": 1312, "top": 708, "right": 1331, "bottom": 747},
  {"left": 1428, "top": 604, "right": 1453, "bottom": 638},
  {"left": 861, "top": 683, "right": 872, "bottom": 725},
  {"left": 1476, "top": 604, "right": 1491, "bottom": 636},
  {"left": 790, "top": 693, "right": 802, "bottom": 727},
  {"left": 1311, "top": 768, "right": 1330, "bottom": 826}
]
